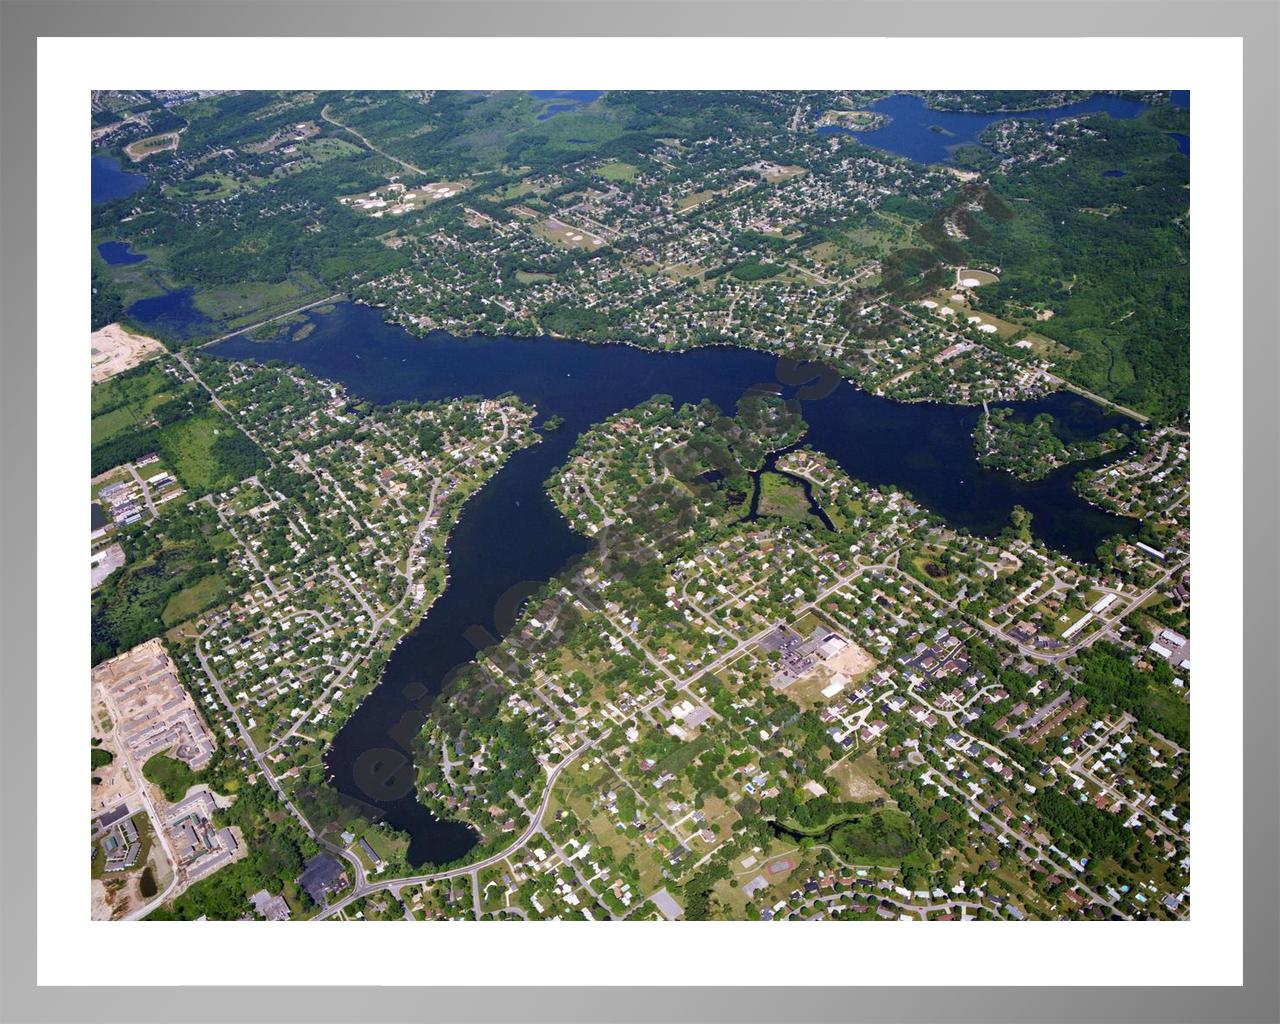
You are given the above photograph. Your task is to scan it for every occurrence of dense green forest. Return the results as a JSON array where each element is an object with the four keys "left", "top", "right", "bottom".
[
  {"left": 1071, "top": 641, "right": 1189, "bottom": 746},
  {"left": 976, "top": 408, "right": 1129, "bottom": 480},
  {"left": 91, "top": 266, "right": 126, "bottom": 329},
  {"left": 1036, "top": 786, "right": 1134, "bottom": 860},
  {"left": 961, "top": 109, "right": 1190, "bottom": 420}
]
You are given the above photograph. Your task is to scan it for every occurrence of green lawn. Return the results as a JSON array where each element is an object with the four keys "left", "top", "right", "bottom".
[
  {"left": 91, "top": 361, "right": 171, "bottom": 418},
  {"left": 498, "top": 180, "right": 539, "bottom": 200},
  {"left": 362, "top": 827, "right": 409, "bottom": 865},
  {"left": 91, "top": 405, "right": 144, "bottom": 446},
  {"left": 730, "top": 261, "right": 784, "bottom": 282},
  {"left": 1051, "top": 604, "right": 1090, "bottom": 638},
  {"left": 677, "top": 190, "right": 716, "bottom": 212},
  {"left": 166, "top": 172, "right": 242, "bottom": 201}
]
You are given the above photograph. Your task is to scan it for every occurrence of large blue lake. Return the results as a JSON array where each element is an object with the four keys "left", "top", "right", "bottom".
[
  {"left": 211, "top": 301, "right": 1137, "bottom": 865},
  {"left": 111, "top": 87, "right": 1181, "bottom": 865},
  {"left": 91, "top": 154, "right": 148, "bottom": 205},
  {"left": 125, "top": 287, "right": 211, "bottom": 340},
  {"left": 819, "top": 92, "right": 1163, "bottom": 164}
]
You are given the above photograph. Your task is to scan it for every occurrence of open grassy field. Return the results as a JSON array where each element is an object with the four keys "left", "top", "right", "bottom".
[
  {"left": 757, "top": 471, "right": 812, "bottom": 522},
  {"left": 142, "top": 754, "right": 199, "bottom": 802},
  {"left": 909, "top": 548, "right": 955, "bottom": 587},
  {"left": 91, "top": 395, "right": 178, "bottom": 447},
  {"left": 659, "top": 262, "right": 706, "bottom": 282},
  {"left": 193, "top": 273, "right": 327, "bottom": 324},
  {"left": 596, "top": 160, "right": 638, "bottom": 182},
  {"left": 515, "top": 270, "right": 553, "bottom": 285},
  {"left": 362, "top": 827, "right": 410, "bottom": 866},
  {"left": 155, "top": 411, "right": 257, "bottom": 493},
  {"left": 495, "top": 179, "right": 540, "bottom": 201},
  {"left": 268, "top": 136, "right": 363, "bottom": 177},
  {"left": 92, "top": 404, "right": 146, "bottom": 446},
  {"left": 533, "top": 217, "right": 608, "bottom": 251},
  {"left": 249, "top": 722, "right": 272, "bottom": 751},
  {"left": 165, "top": 171, "right": 241, "bottom": 201},
  {"left": 92, "top": 360, "right": 171, "bottom": 417},
  {"left": 91, "top": 362, "right": 176, "bottom": 445},
  {"left": 161, "top": 573, "right": 228, "bottom": 627},
  {"left": 790, "top": 609, "right": 825, "bottom": 635},
  {"left": 804, "top": 241, "right": 842, "bottom": 262},
  {"left": 849, "top": 215, "right": 918, "bottom": 258},
  {"left": 676, "top": 189, "right": 717, "bottom": 212}
]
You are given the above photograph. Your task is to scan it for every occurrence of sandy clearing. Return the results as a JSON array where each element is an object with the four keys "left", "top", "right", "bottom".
[
  {"left": 91, "top": 879, "right": 115, "bottom": 921},
  {"left": 91, "top": 323, "right": 166, "bottom": 384},
  {"left": 784, "top": 638, "right": 877, "bottom": 710},
  {"left": 827, "top": 754, "right": 892, "bottom": 802},
  {"left": 91, "top": 693, "right": 135, "bottom": 816},
  {"left": 828, "top": 641, "right": 877, "bottom": 679}
]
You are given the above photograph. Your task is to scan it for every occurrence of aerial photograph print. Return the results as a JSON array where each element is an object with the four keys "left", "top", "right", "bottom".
[{"left": 88, "top": 88, "right": 1191, "bottom": 924}]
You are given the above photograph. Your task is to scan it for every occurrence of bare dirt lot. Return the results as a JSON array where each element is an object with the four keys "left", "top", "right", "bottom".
[
  {"left": 91, "top": 323, "right": 166, "bottom": 383},
  {"left": 91, "top": 695, "right": 134, "bottom": 818},
  {"left": 826, "top": 752, "right": 892, "bottom": 802},
  {"left": 91, "top": 878, "right": 115, "bottom": 921},
  {"left": 93, "top": 638, "right": 216, "bottom": 770},
  {"left": 827, "top": 642, "right": 877, "bottom": 679}
]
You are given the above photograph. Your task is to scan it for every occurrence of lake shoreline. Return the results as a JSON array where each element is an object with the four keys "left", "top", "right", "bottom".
[{"left": 207, "top": 299, "right": 1137, "bottom": 867}]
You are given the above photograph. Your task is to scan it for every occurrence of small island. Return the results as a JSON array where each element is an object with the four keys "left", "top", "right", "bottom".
[{"left": 541, "top": 413, "right": 565, "bottom": 432}]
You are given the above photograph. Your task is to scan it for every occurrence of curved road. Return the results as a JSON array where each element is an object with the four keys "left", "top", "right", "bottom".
[{"left": 314, "top": 741, "right": 589, "bottom": 920}]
